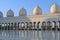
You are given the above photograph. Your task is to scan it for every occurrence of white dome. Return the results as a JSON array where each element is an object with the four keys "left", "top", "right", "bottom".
[
  {"left": 0, "top": 11, "right": 3, "bottom": 17},
  {"left": 7, "top": 9, "right": 14, "bottom": 17},
  {"left": 33, "top": 5, "right": 42, "bottom": 15},
  {"left": 50, "top": 3, "right": 60, "bottom": 13},
  {"left": 19, "top": 8, "right": 27, "bottom": 16}
]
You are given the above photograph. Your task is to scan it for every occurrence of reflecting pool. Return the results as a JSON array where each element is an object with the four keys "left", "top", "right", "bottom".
[{"left": 0, "top": 30, "right": 60, "bottom": 40}]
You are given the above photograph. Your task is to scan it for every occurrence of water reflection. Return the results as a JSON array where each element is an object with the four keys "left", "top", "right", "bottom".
[{"left": 0, "top": 30, "right": 60, "bottom": 40}]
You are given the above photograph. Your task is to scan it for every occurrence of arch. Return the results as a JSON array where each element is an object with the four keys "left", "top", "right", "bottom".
[
  {"left": 42, "top": 21, "right": 46, "bottom": 26},
  {"left": 2, "top": 23, "right": 4, "bottom": 27},
  {"left": 25, "top": 22, "right": 28, "bottom": 29},
  {"left": 29, "top": 22, "right": 32, "bottom": 29},
  {"left": 37, "top": 22, "right": 40, "bottom": 29},
  {"left": 14, "top": 22, "right": 17, "bottom": 30},
  {"left": 21, "top": 22, "right": 25, "bottom": 29},
  {"left": 52, "top": 21, "right": 57, "bottom": 28},
  {"left": 11, "top": 23, "right": 13, "bottom": 30},
  {"left": 1, "top": 23, "right": 5, "bottom": 30},
  {"left": 8, "top": 23, "right": 10, "bottom": 30},
  {"left": 41, "top": 21, "right": 46, "bottom": 30},
  {"left": 8, "top": 23, "right": 10, "bottom": 26},
  {"left": 47, "top": 21, "right": 51, "bottom": 26},
  {"left": 47, "top": 21, "right": 52, "bottom": 30}
]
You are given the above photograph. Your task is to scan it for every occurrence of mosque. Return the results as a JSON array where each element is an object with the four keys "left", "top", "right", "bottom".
[{"left": 0, "top": 3, "right": 60, "bottom": 30}]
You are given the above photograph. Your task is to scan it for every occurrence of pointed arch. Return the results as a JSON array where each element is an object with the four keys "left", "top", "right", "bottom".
[
  {"left": 47, "top": 21, "right": 51, "bottom": 26},
  {"left": 11, "top": 23, "right": 13, "bottom": 30},
  {"left": 37, "top": 22, "right": 40, "bottom": 29},
  {"left": 47, "top": 21, "right": 52, "bottom": 30},
  {"left": 52, "top": 21, "right": 56, "bottom": 28},
  {"left": 41, "top": 21, "right": 46, "bottom": 30},
  {"left": 21, "top": 22, "right": 25, "bottom": 29},
  {"left": 29, "top": 22, "right": 32, "bottom": 29},
  {"left": 14, "top": 22, "right": 17, "bottom": 30},
  {"left": 18, "top": 22, "right": 20, "bottom": 29}
]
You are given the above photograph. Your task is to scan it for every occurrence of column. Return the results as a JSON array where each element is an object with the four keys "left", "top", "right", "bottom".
[
  {"left": 37, "top": 22, "right": 40, "bottom": 29},
  {"left": 3, "top": 23, "right": 5, "bottom": 30},
  {"left": 45, "top": 22, "right": 47, "bottom": 30},
  {"left": 0, "top": 23, "right": 1, "bottom": 30},
  {"left": 56, "top": 22, "right": 58, "bottom": 28},
  {"left": 52, "top": 22, "right": 54, "bottom": 29},
  {"left": 8, "top": 23, "right": 10, "bottom": 30},
  {"left": 21, "top": 22, "right": 25, "bottom": 29},
  {"left": 58, "top": 21, "right": 60, "bottom": 29},
  {"left": 24, "top": 23, "right": 26, "bottom": 29},
  {"left": 14, "top": 23, "right": 16, "bottom": 30},
  {"left": 18, "top": 22, "right": 19, "bottom": 29},
  {"left": 33, "top": 22, "right": 36, "bottom": 29},
  {"left": 9, "top": 23, "right": 11, "bottom": 30},
  {"left": 13, "top": 23, "right": 15, "bottom": 30},
  {"left": 28, "top": 22, "right": 32, "bottom": 29},
  {"left": 19, "top": 23, "right": 21, "bottom": 29},
  {"left": 4, "top": 23, "right": 6, "bottom": 30},
  {"left": 57, "top": 22, "right": 59, "bottom": 29},
  {"left": 11, "top": 23, "right": 13, "bottom": 30},
  {"left": 1, "top": 23, "right": 3, "bottom": 30},
  {"left": 24, "top": 22, "right": 25, "bottom": 29},
  {"left": 16, "top": 23, "right": 18, "bottom": 30},
  {"left": 6, "top": 23, "right": 8, "bottom": 30},
  {"left": 35, "top": 22, "right": 37, "bottom": 29},
  {"left": 26, "top": 22, "right": 28, "bottom": 29},
  {"left": 39, "top": 23, "right": 42, "bottom": 29}
]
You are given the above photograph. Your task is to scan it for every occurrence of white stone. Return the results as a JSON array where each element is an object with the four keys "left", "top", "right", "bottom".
[
  {"left": 7, "top": 9, "right": 14, "bottom": 17},
  {"left": 33, "top": 5, "right": 42, "bottom": 15}
]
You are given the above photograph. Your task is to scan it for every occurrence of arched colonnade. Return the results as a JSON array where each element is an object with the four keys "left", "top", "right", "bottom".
[{"left": 0, "top": 21, "right": 60, "bottom": 30}]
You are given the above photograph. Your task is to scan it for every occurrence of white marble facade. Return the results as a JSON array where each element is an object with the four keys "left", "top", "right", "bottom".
[{"left": 0, "top": 3, "right": 60, "bottom": 30}]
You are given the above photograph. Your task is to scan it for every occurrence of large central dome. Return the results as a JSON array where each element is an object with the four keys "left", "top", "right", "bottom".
[
  {"left": 19, "top": 8, "right": 27, "bottom": 16},
  {"left": 33, "top": 5, "right": 42, "bottom": 15},
  {"left": 7, "top": 9, "right": 14, "bottom": 17}
]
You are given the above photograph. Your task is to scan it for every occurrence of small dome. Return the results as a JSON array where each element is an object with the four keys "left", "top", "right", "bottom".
[
  {"left": 50, "top": 3, "right": 60, "bottom": 13},
  {"left": 19, "top": 8, "right": 27, "bottom": 16},
  {"left": 0, "top": 11, "right": 3, "bottom": 17},
  {"left": 7, "top": 9, "right": 14, "bottom": 17},
  {"left": 33, "top": 5, "right": 42, "bottom": 15}
]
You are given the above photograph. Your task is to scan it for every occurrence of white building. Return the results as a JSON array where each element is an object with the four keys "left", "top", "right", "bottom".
[{"left": 0, "top": 3, "right": 60, "bottom": 30}]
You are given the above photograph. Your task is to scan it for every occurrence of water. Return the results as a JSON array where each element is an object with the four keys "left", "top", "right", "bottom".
[{"left": 0, "top": 30, "right": 60, "bottom": 40}]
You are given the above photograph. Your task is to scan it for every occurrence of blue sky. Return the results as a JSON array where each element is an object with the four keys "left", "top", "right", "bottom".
[{"left": 0, "top": 0, "right": 60, "bottom": 17}]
